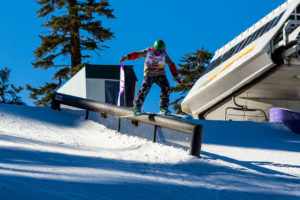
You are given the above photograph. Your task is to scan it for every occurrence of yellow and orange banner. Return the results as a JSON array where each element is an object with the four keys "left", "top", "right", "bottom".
[{"left": 199, "top": 45, "right": 256, "bottom": 89}]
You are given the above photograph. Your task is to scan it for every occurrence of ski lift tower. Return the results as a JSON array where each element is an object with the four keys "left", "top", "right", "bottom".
[{"left": 182, "top": 0, "right": 300, "bottom": 122}]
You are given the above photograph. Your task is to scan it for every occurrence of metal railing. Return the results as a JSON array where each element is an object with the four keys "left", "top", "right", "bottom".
[
  {"left": 51, "top": 92, "right": 203, "bottom": 157},
  {"left": 225, "top": 96, "right": 268, "bottom": 121}
]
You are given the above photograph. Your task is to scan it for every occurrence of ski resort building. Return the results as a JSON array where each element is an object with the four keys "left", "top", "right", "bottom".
[
  {"left": 182, "top": 0, "right": 300, "bottom": 122},
  {"left": 57, "top": 64, "right": 138, "bottom": 107}
]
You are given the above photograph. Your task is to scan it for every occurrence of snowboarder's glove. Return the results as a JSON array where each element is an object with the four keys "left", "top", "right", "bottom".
[
  {"left": 120, "top": 55, "right": 129, "bottom": 63},
  {"left": 174, "top": 75, "right": 182, "bottom": 85}
]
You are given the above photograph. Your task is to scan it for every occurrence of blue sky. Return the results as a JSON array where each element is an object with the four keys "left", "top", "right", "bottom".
[{"left": 0, "top": 0, "right": 285, "bottom": 112}]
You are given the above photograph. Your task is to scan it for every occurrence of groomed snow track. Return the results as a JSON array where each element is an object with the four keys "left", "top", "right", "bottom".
[{"left": 51, "top": 92, "right": 203, "bottom": 157}]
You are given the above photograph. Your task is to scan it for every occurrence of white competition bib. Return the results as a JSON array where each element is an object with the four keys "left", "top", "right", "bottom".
[{"left": 145, "top": 47, "right": 167, "bottom": 68}]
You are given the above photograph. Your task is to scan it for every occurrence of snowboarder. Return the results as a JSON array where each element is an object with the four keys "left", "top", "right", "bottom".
[{"left": 120, "top": 39, "right": 181, "bottom": 116}]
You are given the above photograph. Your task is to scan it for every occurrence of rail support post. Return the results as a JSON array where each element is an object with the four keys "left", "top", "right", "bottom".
[
  {"left": 117, "top": 118, "right": 121, "bottom": 132},
  {"left": 153, "top": 125, "right": 158, "bottom": 142},
  {"left": 85, "top": 109, "right": 89, "bottom": 120},
  {"left": 51, "top": 98, "right": 61, "bottom": 111},
  {"left": 189, "top": 125, "right": 203, "bottom": 157}
]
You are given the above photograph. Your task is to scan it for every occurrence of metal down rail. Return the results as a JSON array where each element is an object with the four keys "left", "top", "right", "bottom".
[{"left": 51, "top": 93, "right": 203, "bottom": 157}]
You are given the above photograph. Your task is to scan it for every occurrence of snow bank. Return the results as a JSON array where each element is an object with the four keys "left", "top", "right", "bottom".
[{"left": 0, "top": 104, "right": 299, "bottom": 200}]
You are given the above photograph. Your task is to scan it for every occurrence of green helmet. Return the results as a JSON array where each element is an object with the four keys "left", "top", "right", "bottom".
[{"left": 153, "top": 40, "right": 166, "bottom": 51}]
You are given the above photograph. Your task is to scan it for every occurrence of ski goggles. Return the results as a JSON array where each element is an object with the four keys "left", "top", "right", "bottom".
[{"left": 155, "top": 49, "right": 164, "bottom": 54}]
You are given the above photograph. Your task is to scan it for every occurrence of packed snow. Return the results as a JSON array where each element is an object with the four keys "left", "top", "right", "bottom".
[{"left": 0, "top": 104, "right": 299, "bottom": 200}]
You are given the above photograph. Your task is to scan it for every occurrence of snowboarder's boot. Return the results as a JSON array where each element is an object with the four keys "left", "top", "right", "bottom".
[
  {"left": 159, "top": 107, "right": 171, "bottom": 116},
  {"left": 133, "top": 106, "right": 142, "bottom": 116}
]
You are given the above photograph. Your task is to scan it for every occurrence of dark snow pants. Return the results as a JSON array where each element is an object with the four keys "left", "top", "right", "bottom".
[{"left": 133, "top": 75, "right": 170, "bottom": 108}]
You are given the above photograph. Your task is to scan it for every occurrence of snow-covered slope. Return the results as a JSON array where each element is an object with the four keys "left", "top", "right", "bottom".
[{"left": 0, "top": 104, "right": 299, "bottom": 200}]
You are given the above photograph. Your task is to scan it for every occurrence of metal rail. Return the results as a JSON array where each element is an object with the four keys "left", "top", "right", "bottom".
[{"left": 52, "top": 92, "right": 203, "bottom": 157}]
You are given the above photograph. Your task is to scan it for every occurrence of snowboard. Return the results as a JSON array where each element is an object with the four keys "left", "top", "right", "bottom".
[
  {"left": 118, "top": 112, "right": 182, "bottom": 119},
  {"left": 118, "top": 112, "right": 148, "bottom": 118}
]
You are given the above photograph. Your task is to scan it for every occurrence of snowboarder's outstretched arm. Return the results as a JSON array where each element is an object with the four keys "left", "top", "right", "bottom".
[
  {"left": 120, "top": 49, "right": 148, "bottom": 62},
  {"left": 165, "top": 55, "right": 182, "bottom": 84}
]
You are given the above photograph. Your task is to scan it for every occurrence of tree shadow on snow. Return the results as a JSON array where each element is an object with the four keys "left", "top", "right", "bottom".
[
  {"left": 201, "top": 151, "right": 299, "bottom": 177},
  {"left": 197, "top": 120, "right": 300, "bottom": 153},
  {"left": 0, "top": 145, "right": 299, "bottom": 200}
]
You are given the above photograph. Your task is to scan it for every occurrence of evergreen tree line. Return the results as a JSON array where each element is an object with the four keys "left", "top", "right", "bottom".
[
  {"left": 27, "top": 0, "right": 116, "bottom": 106},
  {"left": 170, "top": 48, "right": 212, "bottom": 114},
  {"left": 0, "top": 67, "right": 23, "bottom": 105},
  {"left": 1, "top": 0, "right": 212, "bottom": 115}
]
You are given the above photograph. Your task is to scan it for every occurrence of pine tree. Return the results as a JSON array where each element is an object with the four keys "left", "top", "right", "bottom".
[
  {"left": 27, "top": 0, "right": 116, "bottom": 106},
  {"left": 0, "top": 67, "right": 24, "bottom": 105},
  {"left": 170, "top": 48, "right": 212, "bottom": 114}
]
